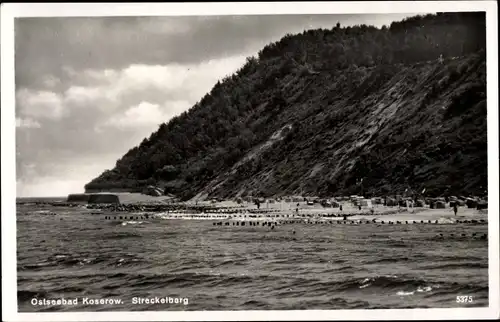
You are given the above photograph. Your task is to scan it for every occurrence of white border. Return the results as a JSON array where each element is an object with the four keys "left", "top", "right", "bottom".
[{"left": 1, "top": 1, "right": 498, "bottom": 321}]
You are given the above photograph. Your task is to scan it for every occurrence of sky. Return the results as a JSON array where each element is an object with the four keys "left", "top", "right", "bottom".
[{"left": 15, "top": 13, "right": 418, "bottom": 197}]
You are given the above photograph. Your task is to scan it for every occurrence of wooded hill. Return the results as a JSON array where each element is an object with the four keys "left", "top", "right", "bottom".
[{"left": 85, "top": 12, "right": 487, "bottom": 200}]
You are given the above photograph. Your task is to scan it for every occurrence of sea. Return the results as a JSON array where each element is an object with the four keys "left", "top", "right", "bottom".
[{"left": 16, "top": 198, "right": 489, "bottom": 311}]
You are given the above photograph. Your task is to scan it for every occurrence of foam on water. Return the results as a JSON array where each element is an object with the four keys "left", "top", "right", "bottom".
[
  {"left": 121, "top": 221, "right": 144, "bottom": 226},
  {"left": 397, "top": 290, "right": 415, "bottom": 296}
]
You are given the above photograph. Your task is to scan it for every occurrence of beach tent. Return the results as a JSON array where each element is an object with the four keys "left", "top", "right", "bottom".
[
  {"left": 448, "top": 199, "right": 465, "bottom": 207},
  {"left": 321, "top": 199, "right": 332, "bottom": 207},
  {"left": 414, "top": 199, "right": 425, "bottom": 207},
  {"left": 359, "top": 199, "right": 372, "bottom": 207},
  {"left": 386, "top": 198, "right": 397, "bottom": 206},
  {"left": 466, "top": 198, "right": 478, "bottom": 208},
  {"left": 476, "top": 201, "right": 488, "bottom": 210},
  {"left": 434, "top": 201, "right": 446, "bottom": 209},
  {"left": 67, "top": 194, "right": 90, "bottom": 203},
  {"left": 88, "top": 193, "right": 120, "bottom": 204},
  {"left": 142, "top": 185, "right": 163, "bottom": 197}
]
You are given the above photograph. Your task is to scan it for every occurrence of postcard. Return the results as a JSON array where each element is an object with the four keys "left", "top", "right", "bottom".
[{"left": 2, "top": 1, "right": 498, "bottom": 321}]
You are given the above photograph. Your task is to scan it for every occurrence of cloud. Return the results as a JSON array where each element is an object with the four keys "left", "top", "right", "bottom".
[
  {"left": 16, "top": 89, "right": 65, "bottom": 120},
  {"left": 16, "top": 118, "right": 41, "bottom": 129},
  {"left": 15, "top": 14, "right": 414, "bottom": 91},
  {"left": 17, "top": 178, "right": 85, "bottom": 198},
  {"left": 41, "top": 75, "right": 61, "bottom": 89},
  {"left": 106, "top": 102, "right": 170, "bottom": 129},
  {"left": 104, "top": 100, "right": 192, "bottom": 130},
  {"left": 64, "top": 85, "right": 109, "bottom": 105},
  {"left": 15, "top": 54, "right": 247, "bottom": 196}
]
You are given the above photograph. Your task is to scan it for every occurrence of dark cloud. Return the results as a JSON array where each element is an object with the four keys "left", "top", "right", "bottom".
[{"left": 15, "top": 14, "right": 413, "bottom": 89}]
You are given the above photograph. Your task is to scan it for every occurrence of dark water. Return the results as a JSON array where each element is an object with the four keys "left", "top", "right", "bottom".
[{"left": 17, "top": 203, "right": 489, "bottom": 311}]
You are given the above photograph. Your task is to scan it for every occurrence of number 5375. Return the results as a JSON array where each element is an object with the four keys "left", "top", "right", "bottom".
[{"left": 457, "top": 296, "right": 473, "bottom": 303}]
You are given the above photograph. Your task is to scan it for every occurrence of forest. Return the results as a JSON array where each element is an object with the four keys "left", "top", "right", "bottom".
[{"left": 85, "top": 12, "right": 487, "bottom": 200}]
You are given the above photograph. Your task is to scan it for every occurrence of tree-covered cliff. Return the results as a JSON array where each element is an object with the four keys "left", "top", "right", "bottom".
[{"left": 85, "top": 12, "right": 487, "bottom": 200}]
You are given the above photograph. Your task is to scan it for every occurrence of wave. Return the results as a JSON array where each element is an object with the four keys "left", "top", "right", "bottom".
[
  {"left": 19, "top": 261, "right": 56, "bottom": 271},
  {"left": 20, "top": 254, "right": 113, "bottom": 271},
  {"left": 48, "top": 286, "right": 86, "bottom": 293},
  {"left": 425, "top": 282, "right": 488, "bottom": 296},
  {"left": 384, "top": 240, "right": 409, "bottom": 248},
  {"left": 364, "top": 257, "right": 410, "bottom": 264},
  {"left": 241, "top": 299, "right": 270, "bottom": 309},
  {"left": 93, "top": 271, "right": 283, "bottom": 290},
  {"left": 283, "top": 297, "right": 371, "bottom": 310},
  {"left": 114, "top": 257, "right": 145, "bottom": 267},
  {"left": 310, "top": 275, "right": 433, "bottom": 293},
  {"left": 354, "top": 275, "right": 417, "bottom": 289},
  {"left": 430, "top": 255, "right": 485, "bottom": 261},
  {"left": 326, "top": 297, "right": 371, "bottom": 309},
  {"left": 347, "top": 275, "right": 488, "bottom": 299},
  {"left": 219, "top": 235, "right": 300, "bottom": 243},
  {"left": 103, "top": 232, "right": 143, "bottom": 240},
  {"left": 129, "top": 272, "right": 222, "bottom": 289},
  {"left": 211, "top": 258, "right": 248, "bottom": 268},
  {"left": 419, "top": 262, "right": 488, "bottom": 270},
  {"left": 397, "top": 285, "right": 435, "bottom": 296},
  {"left": 18, "top": 290, "right": 49, "bottom": 302},
  {"left": 22, "top": 210, "right": 57, "bottom": 216}
]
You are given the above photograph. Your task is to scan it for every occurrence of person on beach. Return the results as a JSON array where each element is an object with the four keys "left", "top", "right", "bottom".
[
  {"left": 339, "top": 204, "right": 343, "bottom": 211},
  {"left": 453, "top": 203, "right": 458, "bottom": 216}
]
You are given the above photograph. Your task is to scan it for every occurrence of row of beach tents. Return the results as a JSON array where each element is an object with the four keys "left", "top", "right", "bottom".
[{"left": 232, "top": 194, "right": 487, "bottom": 210}]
